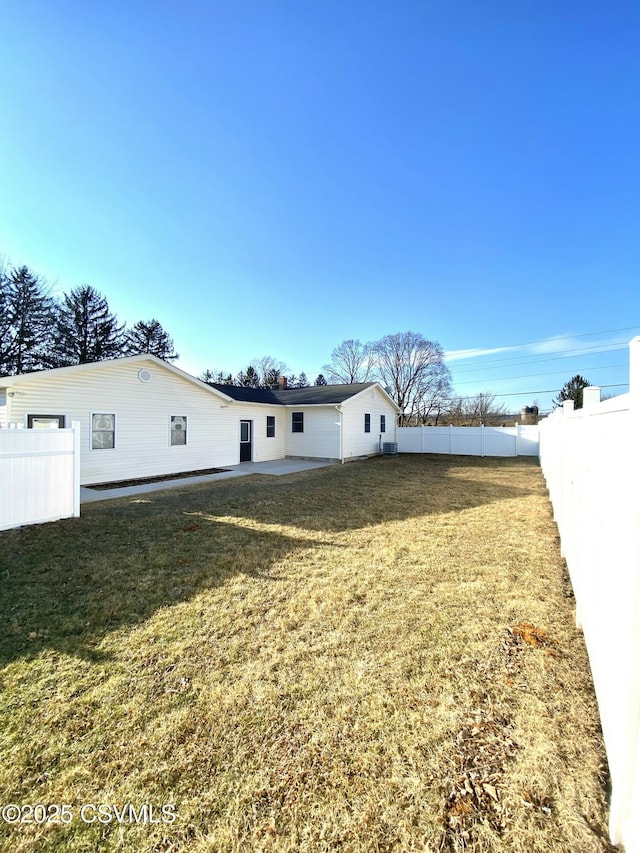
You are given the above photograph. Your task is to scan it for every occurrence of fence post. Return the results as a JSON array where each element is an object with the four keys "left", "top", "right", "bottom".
[
  {"left": 480, "top": 424, "right": 485, "bottom": 457},
  {"left": 583, "top": 386, "right": 601, "bottom": 408},
  {"left": 448, "top": 424, "right": 452, "bottom": 455},
  {"left": 421, "top": 425, "right": 425, "bottom": 453},
  {"left": 72, "top": 420, "right": 81, "bottom": 518}
]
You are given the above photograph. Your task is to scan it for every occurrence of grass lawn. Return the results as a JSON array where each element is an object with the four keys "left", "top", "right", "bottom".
[{"left": 0, "top": 455, "right": 613, "bottom": 852}]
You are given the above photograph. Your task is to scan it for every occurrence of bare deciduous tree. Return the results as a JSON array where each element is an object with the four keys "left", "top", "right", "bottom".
[
  {"left": 252, "top": 355, "right": 289, "bottom": 388},
  {"left": 322, "top": 339, "right": 374, "bottom": 384},
  {"left": 371, "top": 331, "right": 451, "bottom": 425},
  {"left": 446, "top": 392, "right": 509, "bottom": 426}
]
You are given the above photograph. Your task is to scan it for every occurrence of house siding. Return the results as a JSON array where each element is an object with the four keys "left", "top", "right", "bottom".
[
  {"left": 284, "top": 407, "right": 341, "bottom": 460},
  {"left": 0, "top": 389, "right": 8, "bottom": 429},
  {"left": 1, "top": 360, "right": 399, "bottom": 482},
  {"left": 3, "top": 361, "right": 239, "bottom": 485},
  {"left": 341, "top": 387, "right": 398, "bottom": 460},
  {"left": 227, "top": 404, "right": 286, "bottom": 463}
]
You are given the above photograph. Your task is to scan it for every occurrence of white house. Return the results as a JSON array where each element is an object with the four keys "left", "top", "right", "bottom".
[{"left": 0, "top": 355, "right": 400, "bottom": 486}]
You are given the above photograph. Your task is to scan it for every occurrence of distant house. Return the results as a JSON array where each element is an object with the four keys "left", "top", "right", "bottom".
[{"left": 0, "top": 355, "right": 400, "bottom": 485}]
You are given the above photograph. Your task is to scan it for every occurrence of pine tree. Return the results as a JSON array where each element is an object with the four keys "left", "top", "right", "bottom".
[
  {"left": 237, "top": 365, "right": 260, "bottom": 387},
  {"left": 51, "top": 284, "right": 126, "bottom": 366},
  {"left": 553, "top": 375, "right": 591, "bottom": 410},
  {"left": 0, "top": 265, "right": 57, "bottom": 375},
  {"left": 314, "top": 373, "right": 328, "bottom": 385},
  {"left": 125, "top": 319, "right": 178, "bottom": 362}
]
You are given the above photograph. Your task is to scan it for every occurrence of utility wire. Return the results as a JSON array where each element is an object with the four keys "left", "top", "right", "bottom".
[
  {"left": 447, "top": 383, "right": 628, "bottom": 404},
  {"left": 453, "top": 362, "right": 628, "bottom": 387},
  {"left": 449, "top": 343, "right": 628, "bottom": 376},
  {"left": 447, "top": 325, "right": 640, "bottom": 359}
]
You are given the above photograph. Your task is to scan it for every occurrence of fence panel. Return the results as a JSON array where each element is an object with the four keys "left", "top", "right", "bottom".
[
  {"left": 0, "top": 423, "right": 80, "bottom": 531},
  {"left": 539, "top": 337, "right": 640, "bottom": 852},
  {"left": 397, "top": 424, "right": 539, "bottom": 457}
]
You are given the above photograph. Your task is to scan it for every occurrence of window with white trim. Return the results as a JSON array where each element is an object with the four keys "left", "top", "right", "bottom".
[
  {"left": 91, "top": 413, "right": 116, "bottom": 449},
  {"left": 364, "top": 413, "right": 371, "bottom": 433},
  {"left": 171, "top": 415, "right": 187, "bottom": 445}
]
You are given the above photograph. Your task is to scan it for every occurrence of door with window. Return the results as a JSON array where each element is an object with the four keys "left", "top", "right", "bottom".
[{"left": 240, "top": 420, "right": 252, "bottom": 462}]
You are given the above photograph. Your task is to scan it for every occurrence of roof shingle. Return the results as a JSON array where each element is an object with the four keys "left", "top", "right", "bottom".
[{"left": 209, "top": 382, "right": 378, "bottom": 405}]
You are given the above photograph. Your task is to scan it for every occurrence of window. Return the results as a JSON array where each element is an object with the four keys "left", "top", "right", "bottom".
[
  {"left": 171, "top": 415, "right": 187, "bottom": 445},
  {"left": 292, "top": 412, "right": 304, "bottom": 433},
  {"left": 266, "top": 415, "right": 276, "bottom": 437},
  {"left": 27, "top": 414, "right": 65, "bottom": 429},
  {"left": 91, "top": 413, "right": 116, "bottom": 449},
  {"left": 364, "top": 413, "right": 371, "bottom": 433},
  {"left": 380, "top": 414, "right": 386, "bottom": 433}
]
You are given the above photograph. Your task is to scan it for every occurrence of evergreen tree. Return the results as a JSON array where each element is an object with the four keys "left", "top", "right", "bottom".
[
  {"left": 237, "top": 365, "right": 260, "bottom": 387},
  {"left": 553, "top": 375, "right": 591, "bottom": 410},
  {"left": 51, "top": 284, "right": 126, "bottom": 366},
  {"left": 0, "top": 265, "right": 57, "bottom": 375},
  {"left": 314, "top": 373, "right": 328, "bottom": 385},
  {"left": 125, "top": 319, "right": 178, "bottom": 362}
]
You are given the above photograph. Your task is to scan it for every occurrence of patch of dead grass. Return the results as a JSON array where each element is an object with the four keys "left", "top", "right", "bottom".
[{"left": 0, "top": 455, "right": 613, "bottom": 851}]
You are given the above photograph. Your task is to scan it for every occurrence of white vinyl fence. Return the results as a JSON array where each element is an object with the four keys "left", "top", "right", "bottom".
[
  {"left": 0, "top": 422, "right": 80, "bottom": 531},
  {"left": 397, "top": 423, "right": 539, "bottom": 457},
  {"left": 539, "top": 337, "right": 640, "bottom": 853}
]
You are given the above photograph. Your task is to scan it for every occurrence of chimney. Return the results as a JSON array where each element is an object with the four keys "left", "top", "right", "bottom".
[{"left": 278, "top": 375, "right": 288, "bottom": 391}]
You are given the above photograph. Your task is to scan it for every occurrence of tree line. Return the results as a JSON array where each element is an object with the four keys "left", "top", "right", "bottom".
[
  {"left": 3, "top": 257, "right": 557, "bottom": 424},
  {"left": 0, "top": 261, "right": 177, "bottom": 375}
]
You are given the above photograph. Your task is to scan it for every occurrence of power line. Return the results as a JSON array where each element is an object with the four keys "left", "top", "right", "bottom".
[
  {"left": 453, "top": 362, "right": 628, "bottom": 387},
  {"left": 449, "top": 343, "right": 628, "bottom": 376},
  {"left": 448, "top": 325, "right": 640, "bottom": 358},
  {"left": 448, "top": 383, "right": 628, "bottom": 404}
]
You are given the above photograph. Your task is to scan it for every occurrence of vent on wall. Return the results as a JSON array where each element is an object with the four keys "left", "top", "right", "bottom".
[{"left": 138, "top": 369, "right": 152, "bottom": 383}]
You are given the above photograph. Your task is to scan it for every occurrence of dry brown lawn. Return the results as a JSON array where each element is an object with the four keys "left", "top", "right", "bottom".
[{"left": 0, "top": 455, "right": 613, "bottom": 852}]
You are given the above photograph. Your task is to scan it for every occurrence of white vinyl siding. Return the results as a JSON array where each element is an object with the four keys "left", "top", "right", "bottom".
[
  {"left": 4, "top": 360, "right": 240, "bottom": 485},
  {"left": 232, "top": 404, "right": 285, "bottom": 463},
  {"left": 284, "top": 407, "right": 341, "bottom": 460},
  {"left": 3, "top": 362, "right": 399, "bottom": 480},
  {"left": 0, "top": 389, "right": 9, "bottom": 428},
  {"left": 341, "top": 387, "right": 398, "bottom": 460}
]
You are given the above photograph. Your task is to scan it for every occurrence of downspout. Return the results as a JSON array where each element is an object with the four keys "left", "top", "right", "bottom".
[{"left": 335, "top": 406, "right": 344, "bottom": 463}]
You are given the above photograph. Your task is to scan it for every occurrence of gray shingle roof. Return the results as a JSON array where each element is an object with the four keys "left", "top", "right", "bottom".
[{"left": 209, "top": 382, "right": 378, "bottom": 405}]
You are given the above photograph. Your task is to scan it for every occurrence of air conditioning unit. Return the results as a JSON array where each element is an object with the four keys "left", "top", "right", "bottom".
[{"left": 382, "top": 442, "right": 398, "bottom": 456}]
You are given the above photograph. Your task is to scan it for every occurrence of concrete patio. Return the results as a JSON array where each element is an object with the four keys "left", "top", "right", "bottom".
[{"left": 80, "top": 458, "right": 337, "bottom": 503}]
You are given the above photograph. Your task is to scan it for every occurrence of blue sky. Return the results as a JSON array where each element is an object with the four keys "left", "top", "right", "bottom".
[{"left": 1, "top": 0, "right": 638, "bottom": 413}]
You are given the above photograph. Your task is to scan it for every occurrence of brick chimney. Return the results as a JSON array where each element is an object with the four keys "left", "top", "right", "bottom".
[{"left": 278, "top": 375, "right": 288, "bottom": 391}]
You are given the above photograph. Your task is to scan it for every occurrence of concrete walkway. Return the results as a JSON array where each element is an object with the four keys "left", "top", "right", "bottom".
[{"left": 80, "top": 459, "right": 337, "bottom": 504}]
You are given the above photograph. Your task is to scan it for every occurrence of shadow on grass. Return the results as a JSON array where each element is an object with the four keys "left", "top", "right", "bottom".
[
  {"left": 181, "top": 453, "right": 542, "bottom": 533},
  {"left": 0, "top": 508, "right": 330, "bottom": 668},
  {"left": 0, "top": 454, "right": 541, "bottom": 668}
]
